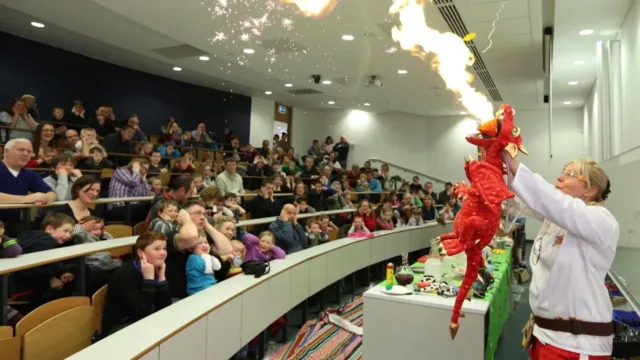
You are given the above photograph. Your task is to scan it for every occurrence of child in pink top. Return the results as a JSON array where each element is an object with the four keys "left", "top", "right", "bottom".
[{"left": 243, "top": 231, "right": 286, "bottom": 262}]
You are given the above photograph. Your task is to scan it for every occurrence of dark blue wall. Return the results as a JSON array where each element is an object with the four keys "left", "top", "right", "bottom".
[{"left": 0, "top": 31, "right": 251, "bottom": 143}]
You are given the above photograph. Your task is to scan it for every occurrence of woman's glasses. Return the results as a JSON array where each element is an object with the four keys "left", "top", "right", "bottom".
[{"left": 559, "top": 170, "right": 586, "bottom": 183}]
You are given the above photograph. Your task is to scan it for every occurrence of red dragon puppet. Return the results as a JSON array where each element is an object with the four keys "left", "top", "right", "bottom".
[{"left": 436, "top": 104, "right": 527, "bottom": 339}]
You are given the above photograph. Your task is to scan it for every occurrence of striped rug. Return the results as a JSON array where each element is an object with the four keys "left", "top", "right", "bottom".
[{"left": 270, "top": 296, "right": 364, "bottom": 360}]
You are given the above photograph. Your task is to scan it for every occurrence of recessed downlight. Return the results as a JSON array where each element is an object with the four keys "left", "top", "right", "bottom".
[
  {"left": 199, "top": 55, "right": 210, "bottom": 61},
  {"left": 563, "top": 101, "right": 572, "bottom": 105},
  {"left": 322, "top": 80, "right": 332, "bottom": 85},
  {"left": 328, "top": 101, "right": 335, "bottom": 105},
  {"left": 398, "top": 69, "right": 408, "bottom": 75},
  {"left": 173, "top": 67, "right": 182, "bottom": 71},
  {"left": 31, "top": 21, "right": 45, "bottom": 28},
  {"left": 573, "top": 60, "right": 585, "bottom": 65},
  {"left": 568, "top": 81, "right": 579, "bottom": 85},
  {"left": 284, "top": 83, "right": 293, "bottom": 87},
  {"left": 265, "top": 91, "right": 273, "bottom": 95},
  {"left": 341, "top": 34, "right": 354, "bottom": 41},
  {"left": 364, "top": 103, "right": 371, "bottom": 106},
  {"left": 243, "top": 49, "right": 255, "bottom": 54},
  {"left": 579, "top": 29, "right": 594, "bottom": 36}
]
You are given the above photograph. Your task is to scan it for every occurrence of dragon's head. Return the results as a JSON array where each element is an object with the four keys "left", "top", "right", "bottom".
[{"left": 466, "top": 104, "right": 528, "bottom": 158}]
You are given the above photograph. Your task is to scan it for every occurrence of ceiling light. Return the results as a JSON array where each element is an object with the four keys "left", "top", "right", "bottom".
[
  {"left": 568, "top": 81, "right": 579, "bottom": 85},
  {"left": 199, "top": 55, "right": 210, "bottom": 61},
  {"left": 563, "top": 101, "right": 572, "bottom": 105},
  {"left": 364, "top": 103, "right": 371, "bottom": 106},
  {"left": 460, "top": 111, "right": 467, "bottom": 115},
  {"left": 265, "top": 91, "right": 272, "bottom": 95},
  {"left": 284, "top": 83, "right": 293, "bottom": 87},
  {"left": 243, "top": 49, "right": 255, "bottom": 54},
  {"left": 173, "top": 67, "right": 182, "bottom": 71},
  {"left": 341, "top": 34, "right": 354, "bottom": 41},
  {"left": 322, "top": 80, "right": 332, "bottom": 85},
  {"left": 398, "top": 70, "right": 408, "bottom": 74},
  {"left": 328, "top": 101, "right": 335, "bottom": 105},
  {"left": 579, "top": 29, "right": 594, "bottom": 36},
  {"left": 31, "top": 21, "right": 45, "bottom": 28},
  {"left": 573, "top": 60, "right": 585, "bottom": 65}
]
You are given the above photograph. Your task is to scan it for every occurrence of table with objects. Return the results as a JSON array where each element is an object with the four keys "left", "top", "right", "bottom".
[{"left": 363, "top": 247, "right": 512, "bottom": 360}]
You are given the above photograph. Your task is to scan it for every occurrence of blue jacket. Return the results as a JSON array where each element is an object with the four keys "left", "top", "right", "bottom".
[
  {"left": 269, "top": 218, "right": 307, "bottom": 254},
  {"left": 368, "top": 178, "right": 382, "bottom": 192},
  {"left": 186, "top": 254, "right": 216, "bottom": 295}
]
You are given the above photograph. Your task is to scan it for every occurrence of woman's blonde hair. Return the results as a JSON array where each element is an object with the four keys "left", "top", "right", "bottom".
[{"left": 566, "top": 158, "right": 611, "bottom": 204}]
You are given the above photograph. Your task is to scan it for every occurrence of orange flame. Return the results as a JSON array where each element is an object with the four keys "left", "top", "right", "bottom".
[
  {"left": 283, "top": 0, "right": 338, "bottom": 18},
  {"left": 390, "top": 0, "right": 494, "bottom": 121}
]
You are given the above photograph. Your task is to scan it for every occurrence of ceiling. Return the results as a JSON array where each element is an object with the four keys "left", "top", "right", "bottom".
[
  {"left": 552, "top": 0, "right": 632, "bottom": 108},
  {"left": 0, "top": 0, "right": 578, "bottom": 118}
]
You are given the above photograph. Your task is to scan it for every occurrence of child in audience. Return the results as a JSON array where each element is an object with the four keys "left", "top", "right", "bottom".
[
  {"left": 171, "top": 156, "right": 195, "bottom": 174},
  {"left": 343, "top": 190, "right": 355, "bottom": 209},
  {"left": 149, "top": 199, "right": 179, "bottom": 235},
  {"left": 103, "top": 231, "right": 170, "bottom": 335},
  {"left": 78, "top": 147, "right": 114, "bottom": 172},
  {"left": 15, "top": 212, "right": 76, "bottom": 309},
  {"left": 0, "top": 221, "right": 21, "bottom": 258},
  {"left": 43, "top": 154, "right": 83, "bottom": 201},
  {"left": 201, "top": 163, "right": 216, "bottom": 186},
  {"left": 375, "top": 209, "right": 395, "bottom": 231},
  {"left": 307, "top": 220, "right": 329, "bottom": 247},
  {"left": 407, "top": 208, "right": 425, "bottom": 226},
  {"left": 439, "top": 203, "right": 455, "bottom": 221},
  {"left": 227, "top": 240, "right": 246, "bottom": 278},
  {"left": 318, "top": 215, "right": 338, "bottom": 234},
  {"left": 225, "top": 193, "right": 246, "bottom": 222},
  {"left": 138, "top": 142, "right": 154, "bottom": 157},
  {"left": 27, "top": 146, "right": 56, "bottom": 178},
  {"left": 348, "top": 215, "right": 370, "bottom": 235},
  {"left": 159, "top": 142, "right": 181, "bottom": 158},
  {"left": 193, "top": 173, "right": 206, "bottom": 193},
  {"left": 148, "top": 150, "right": 167, "bottom": 174},
  {"left": 149, "top": 177, "right": 164, "bottom": 195},
  {"left": 244, "top": 231, "right": 286, "bottom": 262},
  {"left": 186, "top": 230, "right": 222, "bottom": 295}
]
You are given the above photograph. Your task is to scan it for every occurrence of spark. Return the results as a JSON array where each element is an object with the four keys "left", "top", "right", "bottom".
[
  {"left": 282, "top": 0, "right": 338, "bottom": 18},
  {"left": 482, "top": 0, "right": 510, "bottom": 53},
  {"left": 240, "top": 33, "right": 251, "bottom": 42},
  {"left": 251, "top": 28, "right": 262, "bottom": 36},
  {"left": 217, "top": 0, "right": 228, "bottom": 7},
  {"left": 209, "top": 31, "right": 227, "bottom": 44},
  {"left": 385, "top": 46, "right": 398, "bottom": 54},
  {"left": 390, "top": 0, "right": 493, "bottom": 121},
  {"left": 241, "top": 21, "right": 252, "bottom": 28},
  {"left": 281, "top": 18, "right": 294, "bottom": 30}
]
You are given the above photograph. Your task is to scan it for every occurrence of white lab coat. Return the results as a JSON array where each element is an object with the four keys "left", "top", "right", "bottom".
[{"left": 511, "top": 163, "right": 619, "bottom": 356}]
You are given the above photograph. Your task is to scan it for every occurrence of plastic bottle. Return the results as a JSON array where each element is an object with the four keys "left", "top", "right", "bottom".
[
  {"left": 486, "top": 260, "right": 494, "bottom": 275},
  {"left": 386, "top": 263, "right": 394, "bottom": 290}
]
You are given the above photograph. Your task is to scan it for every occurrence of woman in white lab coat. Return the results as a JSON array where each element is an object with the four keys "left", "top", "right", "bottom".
[{"left": 503, "top": 155, "right": 618, "bottom": 360}]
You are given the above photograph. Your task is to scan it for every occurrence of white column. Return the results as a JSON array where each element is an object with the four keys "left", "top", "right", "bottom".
[{"left": 596, "top": 40, "right": 623, "bottom": 161}]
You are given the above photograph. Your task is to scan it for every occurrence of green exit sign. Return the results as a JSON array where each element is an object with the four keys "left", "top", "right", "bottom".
[{"left": 278, "top": 105, "right": 287, "bottom": 114}]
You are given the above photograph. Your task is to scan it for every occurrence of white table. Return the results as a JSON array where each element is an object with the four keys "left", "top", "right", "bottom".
[{"left": 363, "top": 285, "right": 490, "bottom": 360}]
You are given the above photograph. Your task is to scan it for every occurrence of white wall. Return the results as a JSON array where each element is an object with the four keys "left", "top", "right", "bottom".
[
  {"left": 620, "top": 0, "right": 640, "bottom": 152},
  {"left": 249, "top": 97, "right": 274, "bottom": 146}
]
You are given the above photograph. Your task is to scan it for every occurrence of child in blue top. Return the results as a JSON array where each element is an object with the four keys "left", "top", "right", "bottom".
[{"left": 186, "top": 231, "right": 222, "bottom": 295}]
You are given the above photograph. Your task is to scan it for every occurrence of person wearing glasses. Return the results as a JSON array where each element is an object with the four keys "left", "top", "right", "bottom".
[{"left": 503, "top": 154, "right": 617, "bottom": 360}]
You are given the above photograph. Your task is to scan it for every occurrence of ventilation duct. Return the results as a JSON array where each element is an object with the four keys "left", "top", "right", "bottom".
[{"left": 433, "top": 0, "right": 503, "bottom": 102}]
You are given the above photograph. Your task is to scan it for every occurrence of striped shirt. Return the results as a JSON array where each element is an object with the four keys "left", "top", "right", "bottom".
[{"left": 108, "top": 167, "right": 149, "bottom": 210}]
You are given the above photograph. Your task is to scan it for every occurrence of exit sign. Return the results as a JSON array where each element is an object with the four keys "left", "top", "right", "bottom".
[{"left": 278, "top": 105, "right": 287, "bottom": 114}]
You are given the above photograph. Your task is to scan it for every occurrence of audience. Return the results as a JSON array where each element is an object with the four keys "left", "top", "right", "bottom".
[
  {"left": 216, "top": 158, "right": 244, "bottom": 195},
  {"left": 269, "top": 205, "right": 306, "bottom": 254}
]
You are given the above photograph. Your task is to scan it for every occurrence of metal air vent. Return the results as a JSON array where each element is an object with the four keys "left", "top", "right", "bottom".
[
  {"left": 287, "top": 88, "right": 323, "bottom": 95},
  {"left": 433, "top": 0, "right": 503, "bottom": 102},
  {"left": 150, "top": 44, "right": 208, "bottom": 59}
]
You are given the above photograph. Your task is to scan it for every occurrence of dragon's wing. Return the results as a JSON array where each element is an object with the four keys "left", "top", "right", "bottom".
[{"left": 468, "top": 162, "right": 515, "bottom": 205}]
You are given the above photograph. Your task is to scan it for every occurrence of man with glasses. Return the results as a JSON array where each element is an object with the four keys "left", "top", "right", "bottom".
[{"left": 164, "top": 200, "right": 234, "bottom": 301}]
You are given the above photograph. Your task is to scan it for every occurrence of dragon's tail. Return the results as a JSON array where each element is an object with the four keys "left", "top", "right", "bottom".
[{"left": 449, "top": 249, "right": 483, "bottom": 339}]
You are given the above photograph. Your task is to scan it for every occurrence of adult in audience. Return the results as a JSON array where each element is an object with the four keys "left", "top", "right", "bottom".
[
  {"left": 30, "top": 123, "right": 56, "bottom": 160},
  {"left": 273, "top": 175, "right": 291, "bottom": 194},
  {"left": 307, "top": 139, "right": 321, "bottom": 163},
  {"left": 90, "top": 106, "right": 117, "bottom": 137},
  {"left": 21, "top": 94, "right": 40, "bottom": 120},
  {"left": 438, "top": 182, "right": 453, "bottom": 205},
  {"left": 216, "top": 158, "right": 244, "bottom": 195},
  {"left": 333, "top": 136, "right": 350, "bottom": 168},
  {"left": 192, "top": 123, "right": 214, "bottom": 147},
  {"left": 424, "top": 181, "right": 437, "bottom": 200},
  {"left": 126, "top": 114, "right": 148, "bottom": 141},
  {"left": 0, "top": 139, "right": 55, "bottom": 236},
  {"left": 258, "top": 140, "right": 271, "bottom": 158},
  {"left": 0, "top": 98, "right": 38, "bottom": 141},
  {"left": 319, "top": 152, "right": 341, "bottom": 170},
  {"left": 102, "top": 124, "right": 136, "bottom": 166},
  {"left": 223, "top": 127, "right": 235, "bottom": 144},
  {"left": 269, "top": 204, "right": 306, "bottom": 254},
  {"left": 107, "top": 158, "right": 151, "bottom": 223},
  {"left": 379, "top": 163, "right": 390, "bottom": 187},
  {"left": 361, "top": 161, "right": 372, "bottom": 173},
  {"left": 103, "top": 231, "right": 171, "bottom": 335},
  {"left": 293, "top": 182, "right": 307, "bottom": 200},
  {"left": 165, "top": 201, "right": 232, "bottom": 300},
  {"left": 357, "top": 199, "right": 376, "bottom": 232},
  {"left": 409, "top": 176, "right": 423, "bottom": 193},
  {"left": 42, "top": 155, "right": 82, "bottom": 202},
  {"left": 222, "top": 136, "right": 242, "bottom": 161},
  {"left": 161, "top": 117, "right": 177, "bottom": 139},
  {"left": 322, "top": 136, "right": 334, "bottom": 156},
  {"left": 298, "top": 157, "right": 319, "bottom": 182},
  {"left": 249, "top": 179, "right": 280, "bottom": 221},
  {"left": 148, "top": 175, "right": 195, "bottom": 223},
  {"left": 246, "top": 156, "right": 272, "bottom": 190},
  {"left": 277, "top": 132, "right": 291, "bottom": 153},
  {"left": 324, "top": 181, "right": 347, "bottom": 210},
  {"left": 421, "top": 196, "right": 437, "bottom": 222},
  {"left": 502, "top": 156, "right": 618, "bottom": 359}
]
